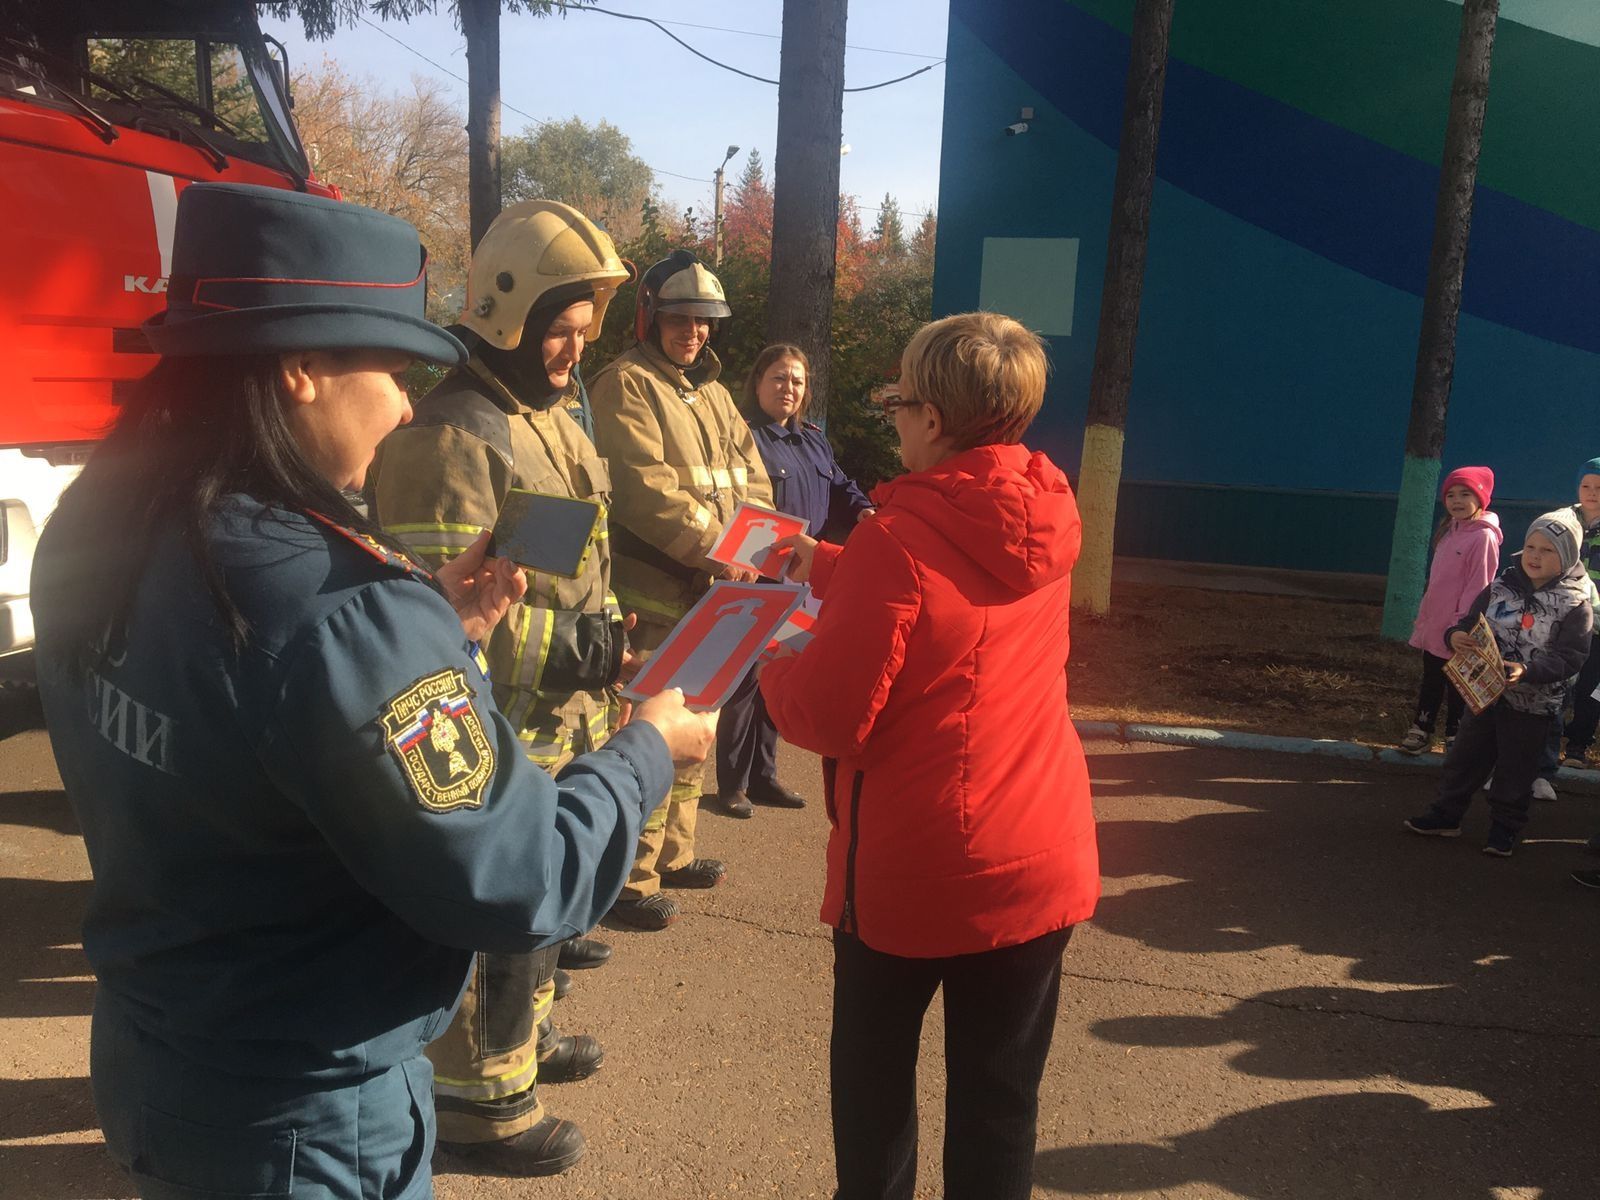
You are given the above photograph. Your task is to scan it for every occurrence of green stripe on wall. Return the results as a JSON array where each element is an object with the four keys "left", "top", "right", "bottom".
[{"left": 1061, "top": 0, "right": 1600, "bottom": 230}]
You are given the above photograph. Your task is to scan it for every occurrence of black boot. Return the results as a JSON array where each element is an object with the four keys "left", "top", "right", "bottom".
[
  {"left": 557, "top": 936, "right": 612, "bottom": 970},
  {"left": 439, "top": 1115, "right": 586, "bottom": 1177}
]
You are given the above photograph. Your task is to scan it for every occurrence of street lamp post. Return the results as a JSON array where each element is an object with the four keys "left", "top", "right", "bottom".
[{"left": 713, "top": 143, "right": 740, "bottom": 266}]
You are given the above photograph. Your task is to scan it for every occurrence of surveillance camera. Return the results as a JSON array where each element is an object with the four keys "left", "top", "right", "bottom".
[{"left": 1005, "top": 121, "right": 1029, "bottom": 136}]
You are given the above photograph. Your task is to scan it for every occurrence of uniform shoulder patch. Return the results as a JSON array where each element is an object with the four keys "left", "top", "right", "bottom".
[
  {"left": 306, "top": 511, "right": 433, "bottom": 581},
  {"left": 380, "top": 668, "right": 496, "bottom": 812}
]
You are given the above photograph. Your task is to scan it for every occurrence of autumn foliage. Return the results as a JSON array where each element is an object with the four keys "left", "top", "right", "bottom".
[{"left": 290, "top": 62, "right": 934, "bottom": 489}]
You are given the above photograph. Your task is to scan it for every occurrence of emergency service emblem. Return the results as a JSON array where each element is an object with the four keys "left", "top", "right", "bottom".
[{"left": 380, "top": 668, "right": 495, "bottom": 812}]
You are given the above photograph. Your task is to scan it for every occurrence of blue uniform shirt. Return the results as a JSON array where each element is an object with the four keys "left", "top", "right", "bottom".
[
  {"left": 32, "top": 497, "right": 672, "bottom": 1081},
  {"left": 750, "top": 416, "right": 873, "bottom": 537}
]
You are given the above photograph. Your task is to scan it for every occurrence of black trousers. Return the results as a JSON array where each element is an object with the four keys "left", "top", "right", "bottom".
[
  {"left": 1563, "top": 634, "right": 1600, "bottom": 753},
  {"left": 830, "top": 925, "right": 1073, "bottom": 1200},
  {"left": 1428, "top": 702, "right": 1550, "bottom": 835},
  {"left": 715, "top": 666, "right": 779, "bottom": 795},
  {"left": 1413, "top": 650, "right": 1465, "bottom": 739}
]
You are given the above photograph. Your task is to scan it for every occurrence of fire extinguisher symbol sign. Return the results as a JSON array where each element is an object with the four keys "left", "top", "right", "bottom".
[
  {"left": 621, "top": 582, "right": 808, "bottom": 711},
  {"left": 707, "top": 503, "right": 809, "bottom": 579}
]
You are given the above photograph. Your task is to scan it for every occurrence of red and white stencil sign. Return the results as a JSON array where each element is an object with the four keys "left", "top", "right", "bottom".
[
  {"left": 759, "top": 585, "right": 822, "bottom": 665},
  {"left": 706, "top": 502, "right": 809, "bottom": 579},
  {"left": 622, "top": 581, "right": 807, "bottom": 711}
]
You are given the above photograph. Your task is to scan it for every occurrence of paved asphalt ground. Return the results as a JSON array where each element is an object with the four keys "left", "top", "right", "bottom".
[{"left": 2, "top": 685, "right": 1597, "bottom": 1200}]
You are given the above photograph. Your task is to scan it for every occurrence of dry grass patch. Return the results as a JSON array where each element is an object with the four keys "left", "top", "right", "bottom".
[{"left": 1067, "top": 582, "right": 1420, "bottom": 747}]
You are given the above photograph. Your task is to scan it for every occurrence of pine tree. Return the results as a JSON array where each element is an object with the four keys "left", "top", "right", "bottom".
[
  {"left": 871, "top": 193, "right": 906, "bottom": 260},
  {"left": 724, "top": 148, "right": 774, "bottom": 259}
]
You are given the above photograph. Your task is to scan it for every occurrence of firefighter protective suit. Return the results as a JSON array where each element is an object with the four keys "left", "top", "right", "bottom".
[
  {"left": 588, "top": 332, "right": 772, "bottom": 902},
  {"left": 371, "top": 201, "right": 630, "bottom": 1148}
]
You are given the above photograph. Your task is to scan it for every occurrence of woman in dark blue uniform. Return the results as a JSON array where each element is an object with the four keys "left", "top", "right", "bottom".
[
  {"left": 29, "top": 183, "right": 715, "bottom": 1199},
  {"left": 711, "top": 344, "right": 874, "bottom": 818}
]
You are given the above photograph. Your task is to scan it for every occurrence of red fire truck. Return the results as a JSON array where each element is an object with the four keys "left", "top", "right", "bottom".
[{"left": 1, "top": 1, "right": 337, "bottom": 676}]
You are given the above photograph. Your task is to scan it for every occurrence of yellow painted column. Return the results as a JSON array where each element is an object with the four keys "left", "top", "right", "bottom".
[{"left": 1072, "top": 422, "right": 1125, "bottom": 615}]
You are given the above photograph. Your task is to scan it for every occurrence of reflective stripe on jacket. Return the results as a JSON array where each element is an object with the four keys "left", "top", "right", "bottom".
[
  {"left": 372, "top": 357, "right": 622, "bottom": 765},
  {"left": 588, "top": 341, "right": 773, "bottom": 622}
]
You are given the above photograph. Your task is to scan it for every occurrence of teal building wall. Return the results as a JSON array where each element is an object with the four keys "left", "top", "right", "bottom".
[{"left": 932, "top": 0, "right": 1600, "bottom": 572}]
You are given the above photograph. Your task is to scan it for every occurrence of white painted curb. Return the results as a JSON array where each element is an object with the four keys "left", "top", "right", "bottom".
[{"left": 1074, "top": 720, "right": 1600, "bottom": 795}]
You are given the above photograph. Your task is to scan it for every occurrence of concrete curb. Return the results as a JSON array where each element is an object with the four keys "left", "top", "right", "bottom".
[{"left": 1073, "top": 720, "right": 1600, "bottom": 796}]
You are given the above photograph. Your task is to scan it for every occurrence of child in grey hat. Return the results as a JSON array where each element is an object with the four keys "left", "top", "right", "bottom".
[{"left": 1405, "top": 509, "right": 1593, "bottom": 856}]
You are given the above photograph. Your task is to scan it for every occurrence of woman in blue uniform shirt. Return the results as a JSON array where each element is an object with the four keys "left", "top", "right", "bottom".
[
  {"left": 29, "top": 183, "right": 715, "bottom": 1199},
  {"left": 711, "top": 344, "right": 874, "bottom": 818}
]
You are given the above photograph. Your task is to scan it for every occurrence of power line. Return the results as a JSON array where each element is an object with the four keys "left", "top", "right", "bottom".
[
  {"left": 576, "top": 6, "right": 944, "bottom": 92},
  {"left": 631, "top": 15, "right": 944, "bottom": 62},
  {"left": 356, "top": 15, "right": 711, "bottom": 182},
  {"left": 350, "top": 18, "right": 939, "bottom": 197}
]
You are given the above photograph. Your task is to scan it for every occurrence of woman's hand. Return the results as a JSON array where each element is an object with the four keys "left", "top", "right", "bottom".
[
  {"left": 1505, "top": 661, "right": 1526, "bottom": 684},
  {"left": 1447, "top": 631, "right": 1475, "bottom": 656},
  {"left": 632, "top": 688, "right": 719, "bottom": 768},
  {"left": 720, "top": 564, "right": 761, "bottom": 584},
  {"left": 772, "top": 532, "right": 819, "bottom": 583},
  {"left": 436, "top": 529, "right": 527, "bottom": 643}
]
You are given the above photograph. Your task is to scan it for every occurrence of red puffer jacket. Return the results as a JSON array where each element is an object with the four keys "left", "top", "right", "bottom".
[{"left": 761, "top": 442, "right": 1098, "bottom": 958}]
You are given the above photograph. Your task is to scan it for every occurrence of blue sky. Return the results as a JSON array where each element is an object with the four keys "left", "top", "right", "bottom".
[{"left": 262, "top": 1, "right": 950, "bottom": 228}]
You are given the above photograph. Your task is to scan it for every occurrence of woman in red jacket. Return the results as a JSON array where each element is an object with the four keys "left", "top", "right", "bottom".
[{"left": 761, "top": 312, "right": 1098, "bottom": 1200}]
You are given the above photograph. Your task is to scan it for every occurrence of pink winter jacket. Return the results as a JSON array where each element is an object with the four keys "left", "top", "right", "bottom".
[{"left": 1409, "top": 513, "right": 1504, "bottom": 658}]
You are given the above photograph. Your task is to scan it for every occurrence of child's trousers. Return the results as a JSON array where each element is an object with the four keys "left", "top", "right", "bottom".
[
  {"left": 1413, "top": 650, "right": 1465, "bottom": 738},
  {"left": 1428, "top": 701, "right": 1550, "bottom": 834}
]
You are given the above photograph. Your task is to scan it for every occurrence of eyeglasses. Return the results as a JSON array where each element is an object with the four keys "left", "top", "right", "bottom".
[{"left": 874, "top": 384, "right": 925, "bottom": 420}]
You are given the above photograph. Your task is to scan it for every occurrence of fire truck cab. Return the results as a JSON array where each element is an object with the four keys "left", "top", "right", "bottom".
[{"left": 1, "top": 0, "right": 336, "bottom": 676}]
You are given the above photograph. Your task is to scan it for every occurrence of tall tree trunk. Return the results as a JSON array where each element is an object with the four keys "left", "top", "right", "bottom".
[
  {"left": 1073, "top": 0, "right": 1175, "bottom": 615},
  {"left": 461, "top": 0, "right": 501, "bottom": 250},
  {"left": 1381, "top": 0, "right": 1499, "bottom": 640},
  {"left": 767, "top": 0, "right": 847, "bottom": 424}
]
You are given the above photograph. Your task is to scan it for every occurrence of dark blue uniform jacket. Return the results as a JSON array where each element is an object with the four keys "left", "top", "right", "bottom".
[
  {"left": 32, "top": 497, "right": 671, "bottom": 1082},
  {"left": 750, "top": 417, "right": 873, "bottom": 537}
]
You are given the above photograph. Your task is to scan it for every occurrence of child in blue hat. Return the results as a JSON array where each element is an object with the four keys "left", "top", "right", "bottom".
[{"left": 1557, "top": 456, "right": 1600, "bottom": 763}]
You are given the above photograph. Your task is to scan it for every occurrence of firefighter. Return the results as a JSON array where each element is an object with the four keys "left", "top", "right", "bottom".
[
  {"left": 371, "top": 200, "right": 631, "bottom": 1176},
  {"left": 588, "top": 250, "right": 774, "bottom": 931}
]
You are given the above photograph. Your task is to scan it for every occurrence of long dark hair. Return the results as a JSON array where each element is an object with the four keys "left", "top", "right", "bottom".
[{"left": 43, "top": 354, "right": 403, "bottom": 673}]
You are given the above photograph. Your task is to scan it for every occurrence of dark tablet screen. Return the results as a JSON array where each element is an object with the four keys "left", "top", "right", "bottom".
[{"left": 491, "top": 489, "right": 602, "bottom": 578}]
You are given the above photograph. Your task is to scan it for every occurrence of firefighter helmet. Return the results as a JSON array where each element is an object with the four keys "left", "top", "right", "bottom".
[
  {"left": 459, "top": 200, "right": 631, "bottom": 350},
  {"left": 634, "top": 249, "right": 732, "bottom": 342}
]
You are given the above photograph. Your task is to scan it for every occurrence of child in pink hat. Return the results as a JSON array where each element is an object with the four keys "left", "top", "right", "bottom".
[{"left": 1398, "top": 466, "right": 1502, "bottom": 755}]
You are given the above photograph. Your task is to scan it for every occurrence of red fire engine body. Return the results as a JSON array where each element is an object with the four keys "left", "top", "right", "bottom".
[{"left": 1, "top": 2, "right": 336, "bottom": 673}]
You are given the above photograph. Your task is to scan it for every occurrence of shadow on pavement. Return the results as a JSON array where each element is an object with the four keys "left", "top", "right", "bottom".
[
  {"left": 1, "top": 788, "right": 81, "bottom": 838},
  {"left": 1036, "top": 744, "right": 1600, "bottom": 1199},
  {"left": 0, "top": 1080, "right": 131, "bottom": 1199},
  {"left": 0, "top": 877, "right": 93, "bottom": 1019},
  {"left": 0, "top": 684, "right": 45, "bottom": 742},
  {"left": 0, "top": 1143, "right": 134, "bottom": 1200}
]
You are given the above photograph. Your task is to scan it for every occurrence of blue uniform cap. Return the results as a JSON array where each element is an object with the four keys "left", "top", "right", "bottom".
[{"left": 142, "top": 183, "right": 466, "bottom": 366}]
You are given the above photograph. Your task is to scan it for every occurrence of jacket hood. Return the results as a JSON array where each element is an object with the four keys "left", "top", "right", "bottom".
[
  {"left": 1456, "top": 510, "right": 1503, "bottom": 547},
  {"left": 873, "top": 443, "right": 1080, "bottom": 593},
  {"left": 1503, "top": 556, "right": 1590, "bottom": 602}
]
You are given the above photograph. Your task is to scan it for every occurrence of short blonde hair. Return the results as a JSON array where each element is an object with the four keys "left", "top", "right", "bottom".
[{"left": 899, "top": 312, "right": 1049, "bottom": 450}]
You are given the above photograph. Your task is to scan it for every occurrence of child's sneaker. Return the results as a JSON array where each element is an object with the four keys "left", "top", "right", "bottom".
[
  {"left": 1397, "top": 726, "right": 1430, "bottom": 756},
  {"left": 1532, "top": 778, "right": 1557, "bottom": 802},
  {"left": 1404, "top": 813, "right": 1461, "bottom": 837},
  {"left": 1482, "top": 826, "right": 1517, "bottom": 857},
  {"left": 1572, "top": 868, "right": 1600, "bottom": 889}
]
